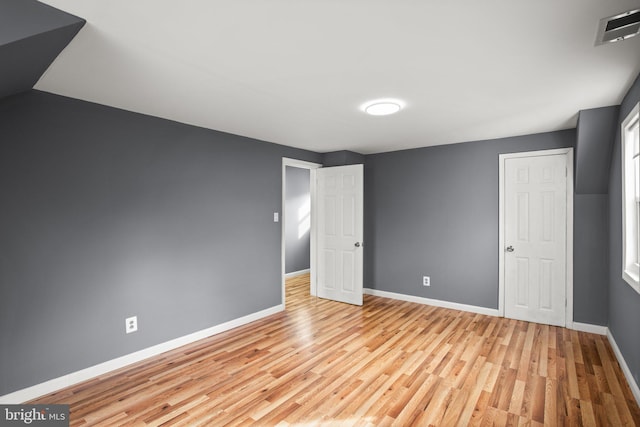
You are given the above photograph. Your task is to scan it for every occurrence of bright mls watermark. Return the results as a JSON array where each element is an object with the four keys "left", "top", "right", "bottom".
[{"left": 1, "top": 405, "right": 69, "bottom": 426}]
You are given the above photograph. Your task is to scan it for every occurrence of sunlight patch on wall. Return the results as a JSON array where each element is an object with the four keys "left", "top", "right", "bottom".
[{"left": 298, "top": 197, "right": 311, "bottom": 239}]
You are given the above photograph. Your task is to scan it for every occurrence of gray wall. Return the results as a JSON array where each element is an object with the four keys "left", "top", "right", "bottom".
[
  {"left": 570, "top": 106, "right": 619, "bottom": 324},
  {"left": 285, "top": 167, "right": 311, "bottom": 274},
  {"left": 322, "top": 150, "right": 365, "bottom": 167},
  {"left": 573, "top": 194, "right": 608, "bottom": 325},
  {"left": 0, "top": 90, "right": 321, "bottom": 395},
  {"left": 608, "top": 73, "right": 640, "bottom": 387},
  {"left": 364, "top": 130, "right": 579, "bottom": 311},
  {"left": 575, "top": 107, "right": 619, "bottom": 195},
  {"left": 0, "top": 0, "right": 84, "bottom": 99},
  {"left": 0, "top": 0, "right": 80, "bottom": 44}
]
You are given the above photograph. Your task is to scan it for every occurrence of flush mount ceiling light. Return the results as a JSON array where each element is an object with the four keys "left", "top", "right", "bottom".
[{"left": 362, "top": 99, "right": 405, "bottom": 116}]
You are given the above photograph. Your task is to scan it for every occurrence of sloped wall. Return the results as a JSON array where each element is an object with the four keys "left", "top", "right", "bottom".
[{"left": 0, "top": 0, "right": 84, "bottom": 99}]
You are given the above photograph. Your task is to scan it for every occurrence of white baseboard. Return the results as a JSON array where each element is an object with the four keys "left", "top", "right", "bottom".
[
  {"left": 364, "top": 288, "right": 500, "bottom": 317},
  {"left": 0, "top": 304, "right": 284, "bottom": 404},
  {"left": 285, "top": 269, "right": 310, "bottom": 278},
  {"left": 571, "top": 322, "right": 607, "bottom": 335},
  {"left": 607, "top": 328, "right": 640, "bottom": 406}
]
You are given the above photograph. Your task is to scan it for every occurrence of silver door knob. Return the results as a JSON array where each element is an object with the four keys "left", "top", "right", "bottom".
[
  {"left": 506, "top": 246, "right": 514, "bottom": 252},
  {"left": 355, "top": 242, "right": 361, "bottom": 247}
]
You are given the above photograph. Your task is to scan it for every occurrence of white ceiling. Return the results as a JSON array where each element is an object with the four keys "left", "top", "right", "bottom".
[{"left": 36, "top": 0, "right": 640, "bottom": 154}]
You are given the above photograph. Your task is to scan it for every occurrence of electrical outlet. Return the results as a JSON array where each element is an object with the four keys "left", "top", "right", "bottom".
[
  {"left": 273, "top": 212, "right": 279, "bottom": 222},
  {"left": 423, "top": 276, "right": 430, "bottom": 287},
  {"left": 125, "top": 316, "right": 138, "bottom": 334}
]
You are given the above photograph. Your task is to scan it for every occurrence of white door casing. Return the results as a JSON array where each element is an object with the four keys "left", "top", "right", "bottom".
[
  {"left": 316, "top": 164, "right": 364, "bottom": 306},
  {"left": 499, "top": 149, "right": 573, "bottom": 327}
]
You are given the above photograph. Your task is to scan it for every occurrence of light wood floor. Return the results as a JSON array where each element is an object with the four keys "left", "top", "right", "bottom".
[{"left": 32, "top": 274, "right": 640, "bottom": 426}]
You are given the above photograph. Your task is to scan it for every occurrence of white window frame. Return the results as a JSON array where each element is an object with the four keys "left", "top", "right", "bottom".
[{"left": 622, "top": 102, "right": 640, "bottom": 292}]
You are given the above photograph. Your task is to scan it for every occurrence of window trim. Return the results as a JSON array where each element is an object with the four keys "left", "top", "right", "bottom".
[{"left": 621, "top": 102, "right": 640, "bottom": 292}]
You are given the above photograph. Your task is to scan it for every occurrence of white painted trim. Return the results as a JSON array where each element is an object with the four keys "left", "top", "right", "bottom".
[
  {"left": 310, "top": 168, "right": 318, "bottom": 297},
  {"left": 282, "top": 158, "right": 322, "bottom": 170},
  {"left": 498, "top": 155, "right": 505, "bottom": 317},
  {"left": 364, "top": 288, "right": 500, "bottom": 317},
  {"left": 607, "top": 328, "right": 640, "bottom": 406},
  {"left": 571, "top": 322, "right": 607, "bottom": 335},
  {"left": 621, "top": 103, "right": 640, "bottom": 293},
  {"left": 566, "top": 149, "right": 575, "bottom": 328},
  {"left": 285, "top": 268, "right": 310, "bottom": 278},
  {"left": 0, "top": 304, "right": 283, "bottom": 404},
  {"left": 498, "top": 148, "right": 574, "bottom": 327},
  {"left": 281, "top": 158, "right": 322, "bottom": 306}
]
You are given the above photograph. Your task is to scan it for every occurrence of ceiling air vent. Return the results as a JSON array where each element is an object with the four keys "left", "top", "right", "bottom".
[{"left": 596, "top": 9, "right": 640, "bottom": 45}]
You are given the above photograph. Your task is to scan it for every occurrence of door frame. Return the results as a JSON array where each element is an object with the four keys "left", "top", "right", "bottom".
[
  {"left": 281, "top": 158, "right": 322, "bottom": 306},
  {"left": 498, "top": 148, "right": 574, "bottom": 327}
]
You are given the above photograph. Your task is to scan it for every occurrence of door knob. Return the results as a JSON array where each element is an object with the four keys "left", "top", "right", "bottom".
[
  {"left": 506, "top": 246, "right": 514, "bottom": 252},
  {"left": 355, "top": 242, "right": 361, "bottom": 247}
]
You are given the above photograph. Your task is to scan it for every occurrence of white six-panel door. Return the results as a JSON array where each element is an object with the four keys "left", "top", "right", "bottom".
[
  {"left": 316, "top": 164, "right": 364, "bottom": 306},
  {"left": 504, "top": 153, "right": 568, "bottom": 326}
]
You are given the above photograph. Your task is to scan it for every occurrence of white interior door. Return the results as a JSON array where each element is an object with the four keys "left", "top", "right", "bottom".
[
  {"left": 504, "top": 153, "right": 568, "bottom": 326},
  {"left": 316, "top": 164, "right": 364, "bottom": 306}
]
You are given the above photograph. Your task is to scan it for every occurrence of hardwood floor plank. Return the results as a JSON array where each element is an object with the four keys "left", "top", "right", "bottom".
[
  {"left": 576, "top": 362, "right": 591, "bottom": 402},
  {"left": 467, "top": 389, "right": 492, "bottom": 427},
  {"left": 519, "top": 373, "right": 536, "bottom": 420},
  {"left": 27, "top": 274, "right": 640, "bottom": 426},
  {"left": 538, "top": 324, "right": 549, "bottom": 378},
  {"left": 456, "top": 361, "right": 492, "bottom": 427},
  {"left": 564, "top": 339, "right": 581, "bottom": 399},
  {"left": 580, "top": 399, "right": 598, "bottom": 427},
  {"left": 391, "top": 374, "right": 441, "bottom": 425},
  {"left": 508, "top": 379, "right": 525, "bottom": 416},
  {"left": 531, "top": 374, "right": 546, "bottom": 423},
  {"left": 544, "top": 377, "right": 557, "bottom": 426}
]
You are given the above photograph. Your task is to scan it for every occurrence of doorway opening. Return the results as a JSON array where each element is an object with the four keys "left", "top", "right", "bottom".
[{"left": 282, "top": 158, "right": 321, "bottom": 307}]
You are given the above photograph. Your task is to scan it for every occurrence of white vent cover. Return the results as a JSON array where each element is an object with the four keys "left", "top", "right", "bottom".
[{"left": 596, "top": 9, "right": 640, "bottom": 45}]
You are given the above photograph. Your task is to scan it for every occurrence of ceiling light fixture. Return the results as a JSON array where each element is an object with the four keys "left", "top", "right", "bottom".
[{"left": 362, "top": 99, "right": 405, "bottom": 116}]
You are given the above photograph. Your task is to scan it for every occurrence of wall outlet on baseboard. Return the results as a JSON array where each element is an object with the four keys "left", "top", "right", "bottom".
[
  {"left": 125, "top": 316, "right": 138, "bottom": 334},
  {"left": 423, "top": 276, "right": 430, "bottom": 287}
]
